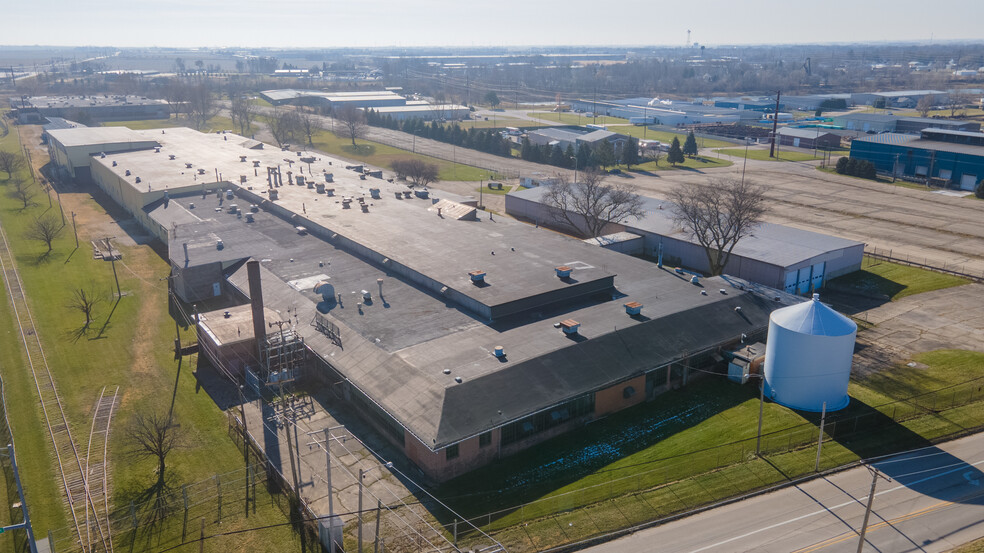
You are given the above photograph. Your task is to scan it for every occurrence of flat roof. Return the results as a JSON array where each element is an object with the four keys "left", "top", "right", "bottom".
[
  {"left": 854, "top": 132, "right": 984, "bottom": 156},
  {"left": 367, "top": 104, "right": 468, "bottom": 113},
  {"left": 511, "top": 187, "right": 863, "bottom": 268},
  {"left": 17, "top": 95, "right": 168, "bottom": 108},
  {"left": 46, "top": 126, "right": 158, "bottom": 149},
  {"left": 77, "top": 125, "right": 797, "bottom": 450},
  {"left": 778, "top": 127, "right": 837, "bottom": 139},
  {"left": 198, "top": 304, "right": 281, "bottom": 346}
]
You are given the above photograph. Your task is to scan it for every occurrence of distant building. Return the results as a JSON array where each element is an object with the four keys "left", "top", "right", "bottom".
[
  {"left": 712, "top": 97, "right": 781, "bottom": 112},
  {"left": 506, "top": 188, "right": 864, "bottom": 294},
  {"left": 526, "top": 126, "right": 629, "bottom": 152},
  {"left": 259, "top": 89, "right": 407, "bottom": 109},
  {"left": 850, "top": 128, "right": 984, "bottom": 191},
  {"left": 8, "top": 95, "right": 170, "bottom": 122},
  {"left": 365, "top": 103, "right": 470, "bottom": 121},
  {"left": 569, "top": 98, "right": 756, "bottom": 126},
  {"left": 831, "top": 113, "right": 980, "bottom": 135},
  {"left": 776, "top": 127, "right": 841, "bottom": 150},
  {"left": 850, "top": 90, "right": 946, "bottom": 108}
]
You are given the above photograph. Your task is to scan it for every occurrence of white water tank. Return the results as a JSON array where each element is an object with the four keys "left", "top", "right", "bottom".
[{"left": 763, "top": 293, "right": 856, "bottom": 412}]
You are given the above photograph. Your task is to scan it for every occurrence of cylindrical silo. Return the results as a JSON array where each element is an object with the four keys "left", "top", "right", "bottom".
[{"left": 763, "top": 293, "right": 856, "bottom": 412}]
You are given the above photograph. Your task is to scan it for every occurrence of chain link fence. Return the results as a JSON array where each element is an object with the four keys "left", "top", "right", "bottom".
[
  {"left": 865, "top": 247, "right": 984, "bottom": 282},
  {"left": 0, "top": 376, "right": 29, "bottom": 553},
  {"left": 447, "top": 376, "right": 984, "bottom": 552}
]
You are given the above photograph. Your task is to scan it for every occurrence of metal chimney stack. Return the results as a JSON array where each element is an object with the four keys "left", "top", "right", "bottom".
[{"left": 246, "top": 260, "right": 266, "bottom": 361}]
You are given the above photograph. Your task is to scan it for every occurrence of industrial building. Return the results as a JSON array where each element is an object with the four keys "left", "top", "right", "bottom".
[
  {"left": 258, "top": 89, "right": 407, "bottom": 109},
  {"left": 569, "top": 98, "right": 757, "bottom": 127},
  {"left": 776, "top": 127, "right": 841, "bottom": 150},
  {"left": 8, "top": 95, "right": 170, "bottom": 123},
  {"left": 505, "top": 188, "right": 864, "bottom": 295},
  {"left": 365, "top": 103, "right": 470, "bottom": 121},
  {"left": 712, "top": 97, "right": 781, "bottom": 112},
  {"left": 850, "top": 90, "right": 946, "bottom": 108},
  {"left": 849, "top": 128, "right": 984, "bottom": 191},
  {"left": 831, "top": 113, "right": 980, "bottom": 134},
  {"left": 526, "top": 126, "right": 629, "bottom": 152},
  {"left": 46, "top": 125, "right": 798, "bottom": 482}
]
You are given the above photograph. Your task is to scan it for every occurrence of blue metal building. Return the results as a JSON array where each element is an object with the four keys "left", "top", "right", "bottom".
[{"left": 849, "top": 128, "right": 984, "bottom": 191}]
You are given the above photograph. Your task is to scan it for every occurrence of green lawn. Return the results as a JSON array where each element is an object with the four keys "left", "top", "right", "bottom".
[
  {"left": 448, "top": 117, "right": 532, "bottom": 130},
  {"left": 526, "top": 112, "right": 628, "bottom": 126},
  {"left": 0, "top": 120, "right": 303, "bottom": 552},
  {"left": 309, "top": 129, "right": 497, "bottom": 181},
  {"left": 953, "top": 536, "right": 984, "bottom": 553},
  {"left": 103, "top": 114, "right": 235, "bottom": 133},
  {"left": 446, "top": 348, "right": 984, "bottom": 547},
  {"left": 629, "top": 154, "right": 732, "bottom": 173},
  {"left": 826, "top": 255, "right": 969, "bottom": 300},
  {"left": 716, "top": 147, "right": 823, "bottom": 162}
]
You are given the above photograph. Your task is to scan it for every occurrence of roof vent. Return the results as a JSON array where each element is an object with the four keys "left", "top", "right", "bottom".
[
  {"left": 169, "top": 154, "right": 176, "bottom": 160},
  {"left": 443, "top": 369, "right": 451, "bottom": 375},
  {"left": 560, "top": 319, "right": 580, "bottom": 335},
  {"left": 493, "top": 346, "right": 505, "bottom": 358},
  {"left": 719, "top": 288, "right": 727, "bottom": 294},
  {"left": 624, "top": 302, "right": 643, "bottom": 315},
  {"left": 690, "top": 275, "right": 700, "bottom": 284},
  {"left": 240, "top": 156, "right": 247, "bottom": 162},
  {"left": 198, "top": 168, "right": 206, "bottom": 175},
  {"left": 134, "top": 176, "right": 141, "bottom": 184},
  {"left": 216, "top": 240, "right": 224, "bottom": 250},
  {"left": 555, "top": 266, "right": 572, "bottom": 278},
  {"left": 223, "top": 310, "right": 231, "bottom": 318},
  {"left": 186, "top": 162, "right": 193, "bottom": 169},
  {"left": 369, "top": 188, "right": 381, "bottom": 199},
  {"left": 253, "top": 160, "right": 260, "bottom": 167},
  {"left": 100, "top": 152, "right": 106, "bottom": 158},
  {"left": 125, "top": 169, "right": 131, "bottom": 176},
  {"left": 112, "top": 160, "right": 117, "bottom": 166},
  {"left": 735, "top": 306, "right": 742, "bottom": 312},
  {"left": 469, "top": 270, "right": 486, "bottom": 283},
  {"left": 155, "top": 147, "right": 161, "bottom": 153}
]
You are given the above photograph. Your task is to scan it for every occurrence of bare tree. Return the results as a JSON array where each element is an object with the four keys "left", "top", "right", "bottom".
[
  {"left": 230, "top": 94, "right": 257, "bottom": 135},
  {"left": 667, "top": 177, "right": 768, "bottom": 276},
  {"left": 266, "top": 107, "right": 301, "bottom": 148},
  {"left": 68, "top": 286, "right": 102, "bottom": 328},
  {"left": 644, "top": 147, "right": 663, "bottom": 167},
  {"left": 0, "top": 150, "right": 24, "bottom": 179},
  {"left": 10, "top": 181, "right": 36, "bottom": 209},
  {"left": 391, "top": 158, "right": 439, "bottom": 188},
  {"left": 297, "top": 111, "right": 323, "bottom": 146},
  {"left": 335, "top": 104, "right": 367, "bottom": 146},
  {"left": 162, "top": 79, "right": 189, "bottom": 118},
  {"left": 916, "top": 95, "right": 935, "bottom": 118},
  {"left": 186, "top": 80, "right": 220, "bottom": 130},
  {"left": 946, "top": 92, "right": 969, "bottom": 117},
  {"left": 128, "top": 410, "right": 181, "bottom": 488},
  {"left": 24, "top": 213, "right": 62, "bottom": 251},
  {"left": 543, "top": 169, "right": 645, "bottom": 238}
]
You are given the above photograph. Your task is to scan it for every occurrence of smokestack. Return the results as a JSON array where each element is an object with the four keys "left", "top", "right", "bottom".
[{"left": 247, "top": 260, "right": 266, "bottom": 361}]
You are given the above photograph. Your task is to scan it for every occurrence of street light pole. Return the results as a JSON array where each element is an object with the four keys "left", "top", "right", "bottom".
[{"left": 570, "top": 155, "right": 578, "bottom": 184}]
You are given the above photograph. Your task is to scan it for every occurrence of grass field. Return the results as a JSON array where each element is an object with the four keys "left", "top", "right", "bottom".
[
  {"left": 449, "top": 117, "right": 532, "bottom": 130},
  {"left": 827, "top": 255, "right": 969, "bottom": 300},
  {"left": 445, "top": 348, "right": 984, "bottom": 546},
  {"left": 629, "top": 154, "right": 732, "bottom": 173},
  {"left": 526, "top": 112, "right": 628, "bottom": 126},
  {"left": 616, "top": 128, "right": 735, "bottom": 149},
  {"left": 103, "top": 114, "right": 236, "bottom": 133},
  {"left": 0, "top": 119, "right": 305, "bottom": 551},
  {"left": 310, "top": 129, "right": 495, "bottom": 181},
  {"left": 716, "top": 147, "right": 823, "bottom": 162}
]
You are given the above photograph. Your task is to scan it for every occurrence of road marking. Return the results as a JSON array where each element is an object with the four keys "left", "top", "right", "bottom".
[
  {"left": 687, "top": 458, "right": 984, "bottom": 553},
  {"left": 790, "top": 500, "right": 954, "bottom": 553},
  {"left": 965, "top": 471, "right": 980, "bottom": 487}
]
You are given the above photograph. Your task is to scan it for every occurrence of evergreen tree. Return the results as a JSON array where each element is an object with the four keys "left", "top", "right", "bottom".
[
  {"left": 576, "top": 143, "right": 593, "bottom": 169},
  {"left": 621, "top": 137, "right": 640, "bottom": 169},
  {"left": 835, "top": 157, "right": 848, "bottom": 174},
  {"left": 550, "top": 144, "right": 566, "bottom": 167},
  {"left": 564, "top": 144, "right": 576, "bottom": 168},
  {"left": 667, "top": 137, "right": 685, "bottom": 166},
  {"left": 593, "top": 140, "right": 616, "bottom": 169},
  {"left": 520, "top": 137, "right": 534, "bottom": 161},
  {"left": 683, "top": 131, "right": 699, "bottom": 157}
]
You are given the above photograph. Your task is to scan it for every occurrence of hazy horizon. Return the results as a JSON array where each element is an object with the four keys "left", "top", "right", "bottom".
[{"left": 6, "top": 0, "right": 984, "bottom": 50}]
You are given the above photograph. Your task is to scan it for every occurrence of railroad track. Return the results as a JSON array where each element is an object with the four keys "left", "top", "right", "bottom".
[
  {"left": 0, "top": 222, "right": 109, "bottom": 553},
  {"left": 85, "top": 386, "right": 118, "bottom": 553}
]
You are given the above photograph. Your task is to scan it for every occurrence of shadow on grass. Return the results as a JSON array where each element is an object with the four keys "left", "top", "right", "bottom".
[
  {"left": 795, "top": 397, "right": 984, "bottom": 504},
  {"left": 93, "top": 296, "right": 122, "bottom": 340},
  {"left": 342, "top": 143, "right": 377, "bottom": 157},
  {"left": 826, "top": 270, "right": 906, "bottom": 302}
]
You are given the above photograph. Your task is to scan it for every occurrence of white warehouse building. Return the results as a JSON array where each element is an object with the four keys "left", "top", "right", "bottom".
[{"left": 505, "top": 187, "right": 864, "bottom": 294}]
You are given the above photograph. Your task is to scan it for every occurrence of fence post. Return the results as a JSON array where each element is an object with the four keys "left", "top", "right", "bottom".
[
  {"left": 182, "top": 484, "right": 190, "bottom": 541},
  {"left": 216, "top": 474, "right": 222, "bottom": 523},
  {"left": 48, "top": 530, "right": 55, "bottom": 553},
  {"left": 453, "top": 519, "right": 458, "bottom": 547}
]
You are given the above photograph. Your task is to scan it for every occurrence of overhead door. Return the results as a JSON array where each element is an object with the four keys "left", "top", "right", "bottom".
[
  {"left": 797, "top": 267, "right": 812, "bottom": 295},
  {"left": 793, "top": 137, "right": 801, "bottom": 148},
  {"left": 784, "top": 271, "right": 798, "bottom": 294},
  {"left": 810, "top": 262, "right": 825, "bottom": 291},
  {"left": 939, "top": 169, "right": 952, "bottom": 181},
  {"left": 960, "top": 174, "right": 978, "bottom": 191}
]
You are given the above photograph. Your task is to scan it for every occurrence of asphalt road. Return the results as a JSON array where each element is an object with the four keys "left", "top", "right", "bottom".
[{"left": 583, "top": 432, "right": 984, "bottom": 553}]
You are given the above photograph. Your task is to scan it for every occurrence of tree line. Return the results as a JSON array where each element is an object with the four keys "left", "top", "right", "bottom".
[
  {"left": 365, "top": 110, "right": 512, "bottom": 157},
  {"left": 519, "top": 135, "right": 642, "bottom": 171}
]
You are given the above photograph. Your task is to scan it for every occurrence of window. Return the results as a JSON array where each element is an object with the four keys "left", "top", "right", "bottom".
[
  {"left": 500, "top": 394, "right": 595, "bottom": 446},
  {"left": 445, "top": 444, "right": 459, "bottom": 461},
  {"left": 479, "top": 431, "right": 492, "bottom": 448}
]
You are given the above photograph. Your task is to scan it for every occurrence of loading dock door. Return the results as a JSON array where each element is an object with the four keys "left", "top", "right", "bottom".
[
  {"left": 784, "top": 271, "right": 798, "bottom": 294},
  {"left": 960, "top": 174, "right": 978, "bottom": 191},
  {"left": 939, "top": 169, "right": 952, "bottom": 181},
  {"left": 810, "top": 262, "right": 825, "bottom": 291},
  {"left": 793, "top": 137, "right": 801, "bottom": 148},
  {"left": 797, "top": 267, "right": 812, "bottom": 295}
]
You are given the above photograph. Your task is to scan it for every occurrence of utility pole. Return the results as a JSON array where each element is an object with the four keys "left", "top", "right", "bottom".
[
  {"left": 856, "top": 465, "right": 891, "bottom": 553},
  {"left": 71, "top": 211, "right": 78, "bottom": 248},
  {"left": 769, "top": 90, "right": 781, "bottom": 158},
  {"left": 814, "top": 401, "right": 827, "bottom": 472}
]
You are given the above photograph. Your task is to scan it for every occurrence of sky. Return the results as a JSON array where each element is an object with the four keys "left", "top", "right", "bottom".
[{"left": 6, "top": 0, "right": 984, "bottom": 49}]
